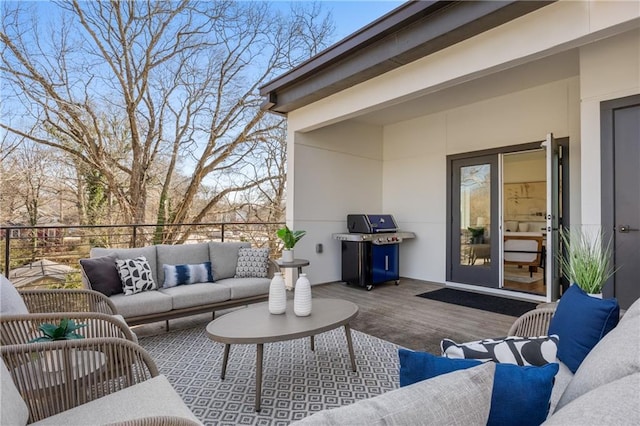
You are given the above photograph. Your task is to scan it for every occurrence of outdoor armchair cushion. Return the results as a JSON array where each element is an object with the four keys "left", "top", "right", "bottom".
[
  {"left": 0, "top": 357, "right": 29, "bottom": 426},
  {"left": 0, "top": 274, "right": 29, "bottom": 315},
  {"left": 292, "top": 362, "right": 495, "bottom": 426},
  {"left": 32, "top": 375, "right": 201, "bottom": 425},
  {"left": 544, "top": 373, "right": 640, "bottom": 426}
]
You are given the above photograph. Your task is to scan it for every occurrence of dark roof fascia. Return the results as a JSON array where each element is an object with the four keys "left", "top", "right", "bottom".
[{"left": 260, "top": 0, "right": 555, "bottom": 114}]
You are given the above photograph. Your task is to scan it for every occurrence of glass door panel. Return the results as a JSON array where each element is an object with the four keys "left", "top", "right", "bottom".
[{"left": 450, "top": 155, "right": 499, "bottom": 287}]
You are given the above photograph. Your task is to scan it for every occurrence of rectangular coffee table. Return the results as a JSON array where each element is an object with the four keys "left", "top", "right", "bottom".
[{"left": 205, "top": 298, "right": 359, "bottom": 411}]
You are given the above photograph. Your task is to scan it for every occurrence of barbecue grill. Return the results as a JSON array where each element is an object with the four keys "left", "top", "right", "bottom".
[{"left": 332, "top": 214, "right": 416, "bottom": 291}]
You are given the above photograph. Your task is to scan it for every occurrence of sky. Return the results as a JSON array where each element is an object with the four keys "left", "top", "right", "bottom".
[{"left": 322, "top": 0, "right": 405, "bottom": 40}]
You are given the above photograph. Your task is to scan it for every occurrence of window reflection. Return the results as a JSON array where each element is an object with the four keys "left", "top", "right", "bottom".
[{"left": 460, "top": 164, "right": 491, "bottom": 266}]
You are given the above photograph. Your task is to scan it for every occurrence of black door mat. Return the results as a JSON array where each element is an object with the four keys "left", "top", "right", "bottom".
[{"left": 417, "top": 288, "right": 537, "bottom": 317}]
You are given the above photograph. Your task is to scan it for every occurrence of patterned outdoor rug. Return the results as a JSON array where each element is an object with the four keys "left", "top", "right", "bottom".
[{"left": 139, "top": 326, "right": 400, "bottom": 425}]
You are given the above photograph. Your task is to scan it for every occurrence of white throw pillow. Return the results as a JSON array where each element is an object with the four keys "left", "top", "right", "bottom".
[{"left": 116, "top": 256, "right": 157, "bottom": 295}]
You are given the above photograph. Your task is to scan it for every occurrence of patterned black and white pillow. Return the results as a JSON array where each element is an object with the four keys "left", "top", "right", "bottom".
[
  {"left": 116, "top": 256, "right": 157, "bottom": 295},
  {"left": 163, "top": 262, "right": 213, "bottom": 288},
  {"left": 441, "top": 335, "right": 559, "bottom": 366},
  {"left": 235, "top": 247, "right": 269, "bottom": 278}
]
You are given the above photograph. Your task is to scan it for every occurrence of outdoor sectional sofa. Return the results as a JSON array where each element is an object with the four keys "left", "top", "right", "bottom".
[
  {"left": 295, "top": 292, "right": 640, "bottom": 425},
  {"left": 81, "top": 242, "right": 276, "bottom": 327}
]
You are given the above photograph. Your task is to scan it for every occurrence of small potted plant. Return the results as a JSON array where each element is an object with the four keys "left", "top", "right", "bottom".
[
  {"left": 467, "top": 227, "right": 485, "bottom": 244},
  {"left": 29, "top": 318, "right": 86, "bottom": 342},
  {"left": 276, "top": 225, "right": 306, "bottom": 262},
  {"left": 558, "top": 227, "right": 617, "bottom": 297},
  {"left": 29, "top": 318, "right": 86, "bottom": 372}
]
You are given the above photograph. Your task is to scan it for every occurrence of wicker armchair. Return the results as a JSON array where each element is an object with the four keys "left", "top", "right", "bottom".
[
  {"left": 19, "top": 288, "right": 117, "bottom": 315},
  {"left": 1, "top": 312, "right": 137, "bottom": 346},
  {"left": 508, "top": 307, "right": 557, "bottom": 337},
  {"left": 1, "top": 337, "right": 200, "bottom": 425}
]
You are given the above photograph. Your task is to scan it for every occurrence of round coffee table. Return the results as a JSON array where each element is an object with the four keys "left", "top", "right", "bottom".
[{"left": 206, "top": 298, "right": 359, "bottom": 411}]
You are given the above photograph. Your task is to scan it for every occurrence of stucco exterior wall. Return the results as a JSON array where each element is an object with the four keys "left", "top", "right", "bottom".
[
  {"left": 284, "top": 1, "right": 639, "bottom": 287},
  {"left": 382, "top": 77, "right": 580, "bottom": 283},
  {"left": 579, "top": 29, "right": 640, "bottom": 226}
]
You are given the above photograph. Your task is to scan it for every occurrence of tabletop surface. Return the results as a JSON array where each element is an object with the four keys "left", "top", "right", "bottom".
[
  {"left": 206, "top": 298, "right": 358, "bottom": 344},
  {"left": 274, "top": 258, "right": 310, "bottom": 268}
]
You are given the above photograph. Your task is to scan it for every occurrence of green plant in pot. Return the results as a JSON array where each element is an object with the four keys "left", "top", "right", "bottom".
[
  {"left": 558, "top": 227, "right": 617, "bottom": 296},
  {"left": 276, "top": 225, "right": 306, "bottom": 263},
  {"left": 467, "top": 227, "right": 485, "bottom": 244},
  {"left": 29, "top": 318, "right": 86, "bottom": 343}
]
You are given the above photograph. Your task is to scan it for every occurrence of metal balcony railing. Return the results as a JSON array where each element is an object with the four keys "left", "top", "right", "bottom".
[{"left": 1, "top": 222, "right": 284, "bottom": 289}]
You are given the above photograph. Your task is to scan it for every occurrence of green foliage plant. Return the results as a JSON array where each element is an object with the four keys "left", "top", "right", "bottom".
[
  {"left": 276, "top": 226, "right": 306, "bottom": 250},
  {"left": 558, "top": 227, "right": 617, "bottom": 294},
  {"left": 29, "top": 318, "right": 86, "bottom": 342}
]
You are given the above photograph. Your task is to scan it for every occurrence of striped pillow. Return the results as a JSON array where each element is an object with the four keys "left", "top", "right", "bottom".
[{"left": 162, "top": 262, "right": 213, "bottom": 288}]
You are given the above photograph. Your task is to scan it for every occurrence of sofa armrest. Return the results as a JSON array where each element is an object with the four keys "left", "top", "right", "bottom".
[
  {"left": 268, "top": 259, "right": 279, "bottom": 278},
  {"left": 19, "top": 288, "right": 118, "bottom": 315}
]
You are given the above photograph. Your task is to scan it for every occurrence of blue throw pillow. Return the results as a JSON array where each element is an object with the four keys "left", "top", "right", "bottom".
[
  {"left": 163, "top": 262, "right": 214, "bottom": 288},
  {"left": 399, "top": 349, "right": 559, "bottom": 426},
  {"left": 548, "top": 284, "right": 619, "bottom": 373}
]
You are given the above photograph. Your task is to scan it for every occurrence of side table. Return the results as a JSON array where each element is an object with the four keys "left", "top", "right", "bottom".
[{"left": 275, "top": 258, "right": 310, "bottom": 274}]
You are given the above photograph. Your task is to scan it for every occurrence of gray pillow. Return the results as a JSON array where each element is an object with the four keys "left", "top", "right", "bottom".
[
  {"left": 291, "top": 362, "right": 495, "bottom": 425},
  {"left": 0, "top": 357, "right": 29, "bottom": 426},
  {"left": 79, "top": 255, "right": 123, "bottom": 296},
  {"left": 235, "top": 247, "right": 270, "bottom": 278},
  {"left": 544, "top": 373, "right": 640, "bottom": 425}
]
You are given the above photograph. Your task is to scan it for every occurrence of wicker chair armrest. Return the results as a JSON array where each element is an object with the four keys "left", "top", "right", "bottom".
[
  {"left": 507, "top": 307, "right": 557, "bottom": 337},
  {"left": 107, "top": 416, "right": 202, "bottom": 426},
  {"left": 19, "top": 288, "right": 117, "bottom": 315},
  {"left": 1, "top": 337, "right": 158, "bottom": 423},
  {"left": 1, "top": 312, "right": 135, "bottom": 346}
]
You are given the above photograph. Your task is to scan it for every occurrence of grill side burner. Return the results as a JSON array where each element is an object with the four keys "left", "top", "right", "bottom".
[{"left": 333, "top": 214, "right": 415, "bottom": 291}]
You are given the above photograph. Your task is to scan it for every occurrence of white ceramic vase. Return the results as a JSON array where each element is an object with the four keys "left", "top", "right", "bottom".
[
  {"left": 294, "top": 273, "right": 312, "bottom": 317},
  {"left": 281, "top": 249, "right": 294, "bottom": 263},
  {"left": 268, "top": 273, "right": 287, "bottom": 314}
]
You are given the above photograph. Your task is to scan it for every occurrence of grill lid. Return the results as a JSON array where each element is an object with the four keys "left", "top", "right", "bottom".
[{"left": 347, "top": 214, "right": 398, "bottom": 233}]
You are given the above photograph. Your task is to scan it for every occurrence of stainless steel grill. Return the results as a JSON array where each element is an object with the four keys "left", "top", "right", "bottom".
[{"left": 332, "top": 214, "right": 415, "bottom": 291}]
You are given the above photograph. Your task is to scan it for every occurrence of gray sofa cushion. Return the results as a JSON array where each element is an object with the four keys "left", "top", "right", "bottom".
[
  {"left": 548, "top": 361, "right": 573, "bottom": 417},
  {"left": 544, "top": 373, "right": 640, "bottom": 425},
  {"left": 208, "top": 242, "right": 250, "bottom": 280},
  {"left": 32, "top": 375, "right": 201, "bottom": 425},
  {"left": 554, "top": 297, "right": 640, "bottom": 411},
  {"left": 1, "top": 357, "right": 29, "bottom": 426},
  {"left": 216, "top": 277, "right": 271, "bottom": 299},
  {"left": 292, "top": 362, "right": 495, "bottom": 426},
  {"left": 156, "top": 243, "right": 210, "bottom": 285},
  {"left": 109, "top": 290, "right": 173, "bottom": 318},
  {"left": 91, "top": 246, "right": 159, "bottom": 285},
  {"left": 159, "top": 283, "right": 231, "bottom": 310}
]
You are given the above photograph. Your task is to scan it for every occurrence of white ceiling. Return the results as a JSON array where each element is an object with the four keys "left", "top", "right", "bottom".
[{"left": 351, "top": 49, "right": 580, "bottom": 126}]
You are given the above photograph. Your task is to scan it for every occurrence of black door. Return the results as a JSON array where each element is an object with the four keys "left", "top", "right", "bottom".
[{"left": 601, "top": 95, "right": 640, "bottom": 309}]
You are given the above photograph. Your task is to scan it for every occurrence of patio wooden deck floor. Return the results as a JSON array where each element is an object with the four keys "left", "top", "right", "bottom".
[{"left": 133, "top": 278, "right": 518, "bottom": 354}]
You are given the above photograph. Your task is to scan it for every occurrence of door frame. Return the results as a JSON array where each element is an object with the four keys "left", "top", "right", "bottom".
[
  {"left": 600, "top": 94, "right": 640, "bottom": 300},
  {"left": 446, "top": 138, "right": 570, "bottom": 300}
]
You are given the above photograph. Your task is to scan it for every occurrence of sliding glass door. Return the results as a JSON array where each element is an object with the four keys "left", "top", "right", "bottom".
[{"left": 449, "top": 155, "right": 499, "bottom": 287}]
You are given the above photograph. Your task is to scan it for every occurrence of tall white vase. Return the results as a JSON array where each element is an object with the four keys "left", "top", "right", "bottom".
[
  {"left": 294, "top": 273, "right": 312, "bottom": 317},
  {"left": 268, "top": 273, "right": 287, "bottom": 314}
]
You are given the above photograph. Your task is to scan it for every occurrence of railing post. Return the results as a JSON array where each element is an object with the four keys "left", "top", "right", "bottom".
[
  {"left": 132, "top": 225, "right": 138, "bottom": 247},
  {"left": 221, "top": 224, "right": 225, "bottom": 242},
  {"left": 4, "top": 229, "right": 10, "bottom": 277}
]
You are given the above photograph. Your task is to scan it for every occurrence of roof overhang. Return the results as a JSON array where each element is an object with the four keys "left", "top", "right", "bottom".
[{"left": 260, "top": 0, "right": 555, "bottom": 115}]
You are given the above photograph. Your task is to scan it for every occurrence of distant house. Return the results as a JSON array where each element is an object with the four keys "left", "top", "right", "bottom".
[
  {"left": 8, "top": 259, "right": 77, "bottom": 289},
  {"left": 260, "top": 1, "right": 640, "bottom": 308}
]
